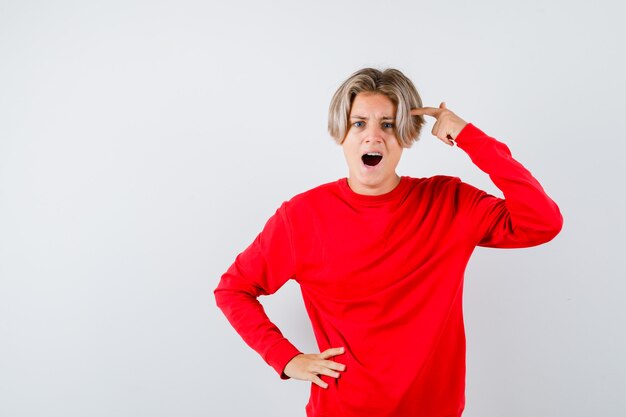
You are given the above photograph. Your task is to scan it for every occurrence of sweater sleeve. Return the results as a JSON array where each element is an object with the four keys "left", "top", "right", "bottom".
[
  {"left": 214, "top": 202, "right": 302, "bottom": 378},
  {"left": 453, "top": 123, "right": 563, "bottom": 248}
]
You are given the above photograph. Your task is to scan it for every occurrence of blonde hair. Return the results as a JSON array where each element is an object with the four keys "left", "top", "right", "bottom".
[{"left": 328, "top": 68, "right": 425, "bottom": 147}]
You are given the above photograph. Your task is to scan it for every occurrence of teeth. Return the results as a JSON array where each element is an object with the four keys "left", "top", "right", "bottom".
[{"left": 365, "top": 152, "right": 382, "bottom": 156}]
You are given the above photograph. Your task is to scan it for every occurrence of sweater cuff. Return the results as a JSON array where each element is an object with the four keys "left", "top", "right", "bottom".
[
  {"left": 454, "top": 122, "right": 487, "bottom": 151},
  {"left": 265, "top": 339, "right": 302, "bottom": 380}
]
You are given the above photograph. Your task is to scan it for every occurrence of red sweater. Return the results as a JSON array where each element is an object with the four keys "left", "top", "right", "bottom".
[{"left": 214, "top": 124, "right": 562, "bottom": 417}]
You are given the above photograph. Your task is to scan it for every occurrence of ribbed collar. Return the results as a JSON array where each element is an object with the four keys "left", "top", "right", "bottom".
[{"left": 337, "top": 176, "right": 411, "bottom": 206}]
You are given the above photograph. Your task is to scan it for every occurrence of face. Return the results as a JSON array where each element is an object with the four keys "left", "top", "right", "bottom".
[{"left": 342, "top": 92, "right": 404, "bottom": 195}]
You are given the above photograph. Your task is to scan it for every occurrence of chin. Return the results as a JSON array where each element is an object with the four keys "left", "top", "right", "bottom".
[{"left": 356, "top": 173, "right": 386, "bottom": 187}]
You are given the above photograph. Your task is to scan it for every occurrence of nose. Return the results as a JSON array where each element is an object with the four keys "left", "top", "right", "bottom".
[{"left": 363, "top": 124, "right": 384, "bottom": 143}]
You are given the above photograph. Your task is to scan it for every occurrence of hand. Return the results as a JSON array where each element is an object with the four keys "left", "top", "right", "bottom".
[
  {"left": 411, "top": 102, "right": 468, "bottom": 146},
  {"left": 283, "top": 347, "right": 346, "bottom": 389}
]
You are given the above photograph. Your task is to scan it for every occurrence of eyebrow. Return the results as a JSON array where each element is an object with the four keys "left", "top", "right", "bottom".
[{"left": 350, "top": 115, "right": 395, "bottom": 120}]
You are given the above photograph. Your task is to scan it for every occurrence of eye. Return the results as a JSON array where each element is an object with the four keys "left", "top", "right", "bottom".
[
  {"left": 382, "top": 122, "right": 394, "bottom": 129},
  {"left": 353, "top": 121, "right": 365, "bottom": 128}
]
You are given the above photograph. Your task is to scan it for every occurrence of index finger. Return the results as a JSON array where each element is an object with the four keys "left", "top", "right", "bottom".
[
  {"left": 320, "top": 347, "right": 345, "bottom": 359},
  {"left": 410, "top": 107, "right": 441, "bottom": 118}
]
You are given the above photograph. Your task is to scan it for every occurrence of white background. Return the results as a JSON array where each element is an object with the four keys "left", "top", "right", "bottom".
[{"left": 1, "top": 1, "right": 625, "bottom": 416}]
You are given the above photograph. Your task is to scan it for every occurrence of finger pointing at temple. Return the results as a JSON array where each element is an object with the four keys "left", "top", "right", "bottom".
[
  {"left": 411, "top": 102, "right": 468, "bottom": 145},
  {"left": 411, "top": 106, "right": 442, "bottom": 118}
]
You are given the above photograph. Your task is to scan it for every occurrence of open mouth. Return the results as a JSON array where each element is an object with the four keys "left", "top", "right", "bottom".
[{"left": 362, "top": 152, "right": 383, "bottom": 166}]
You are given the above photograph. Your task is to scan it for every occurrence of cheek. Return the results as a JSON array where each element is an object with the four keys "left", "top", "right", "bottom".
[
  {"left": 388, "top": 149, "right": 403, "bottom": 166},
  {"left": 342, "top": 145, "right": 358, "bottom": 165},
  {"left": 386, "top": 140, "right": 403, "bottom": 159},
  {"left": 342, "top": 141, "right": 359, "bottom": 156}
]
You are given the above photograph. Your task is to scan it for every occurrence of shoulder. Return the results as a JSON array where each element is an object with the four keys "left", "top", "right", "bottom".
[
  {"left": 278, "top": 179, "right": 342, "bottom": 213},
  {"left": 402, "top": 175, "right": 471, "bottom": 209},
  {"left": 405, "top": 175, "right": 462, "bottom": 192},
  {"left": 292, "top": 179, "right": 340, "bottom": 201},
  {"left": 418, "top": 175, "right": 488, "bottom": 198}
]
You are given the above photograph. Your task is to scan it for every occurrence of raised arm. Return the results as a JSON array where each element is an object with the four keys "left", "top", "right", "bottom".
[{"left": 412, "top": 103, "right": 563, "bottom": 247}]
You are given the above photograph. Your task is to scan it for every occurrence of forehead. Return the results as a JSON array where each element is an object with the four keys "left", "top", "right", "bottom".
[{"left": 350, "top": 92, "right": 396, "bottom": 116}]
